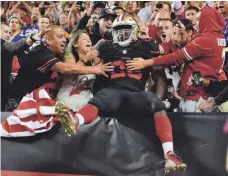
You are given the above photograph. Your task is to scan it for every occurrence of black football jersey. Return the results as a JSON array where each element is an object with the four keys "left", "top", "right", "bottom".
[{"left": 95, "top": 39, "right": 159, "bottom": 92}]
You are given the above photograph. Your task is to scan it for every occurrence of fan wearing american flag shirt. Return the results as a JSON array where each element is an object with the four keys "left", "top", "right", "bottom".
[{"left": 1, "top": 25, "right": 114, "bottom": 137}]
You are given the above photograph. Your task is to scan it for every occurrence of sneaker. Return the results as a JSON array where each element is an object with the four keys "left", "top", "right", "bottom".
[
  {"left": 55, "top": 101, "right": 79, "bottom": 136},
  {"left": 164, "top": 151, "right": 187, "bottom": 175}
]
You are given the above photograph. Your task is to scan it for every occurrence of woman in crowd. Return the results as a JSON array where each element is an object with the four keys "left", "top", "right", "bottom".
[{"left": 55, "top": 30, "right": 100, "bottom": 134}]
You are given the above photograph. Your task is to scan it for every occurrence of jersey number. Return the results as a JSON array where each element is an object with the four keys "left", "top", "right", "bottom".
[{"left": 111, "top": 60, "right": 142, "bottom": 80}]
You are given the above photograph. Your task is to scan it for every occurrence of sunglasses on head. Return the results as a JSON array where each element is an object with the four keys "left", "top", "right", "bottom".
[{"left": 215, "top": 6, "right": 224, "bottom": 10}]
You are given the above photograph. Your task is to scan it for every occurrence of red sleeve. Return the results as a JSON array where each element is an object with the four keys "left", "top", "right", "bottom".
[
  {"left": 182, "top": 37, "right": 209, "bottom": 60},
  {"left": 21, "top": 16, "right": 31, "bottom": 25},
  {"left": 148, "top": 24, "right": 157, "bottom": 39},
  {"left": 148, "top": 24, "right": 161, "bottom": 43},
  {"left": 160, "top": 42, "right": 172, "bottom": 54},
  {"left": 153, "top": 37, "right": 209, "bottom": 67}
]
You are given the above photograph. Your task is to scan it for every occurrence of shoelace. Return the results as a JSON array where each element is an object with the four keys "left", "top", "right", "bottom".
[
  {"left": 63, "top": 108, "right": 78, "bottom": 128},
  {"left": 167, "top": 153, "right": 183, "bottom": 165}
]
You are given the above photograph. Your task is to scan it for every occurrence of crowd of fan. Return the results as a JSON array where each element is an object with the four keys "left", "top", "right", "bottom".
[{"left": 1, "top": 1, "right": 228, "bottom": 113}]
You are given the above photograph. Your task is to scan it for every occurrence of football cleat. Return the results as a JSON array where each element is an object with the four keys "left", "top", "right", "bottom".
[
  {"left": 164, "top": 151, "right": 187, "bottom": 175},
  {"left": 55, "top": 101, "right": 79, "bottom": 136}
]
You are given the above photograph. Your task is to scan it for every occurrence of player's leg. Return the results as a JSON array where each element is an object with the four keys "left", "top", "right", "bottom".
[
  {"left": 129, "top": 91, "right": 174, "bottom": 156},
  {"left": 131, "top": 91, "right": 187, "bottom": 175},
  {"left": 154, "top": 110, "right": 187, "bottom": 175},
  {"left": 75, "top": 87, "right": 123, "bottom": 123},
  {"left": 56, "top": 88, "right": 123, "bottom": 136}
]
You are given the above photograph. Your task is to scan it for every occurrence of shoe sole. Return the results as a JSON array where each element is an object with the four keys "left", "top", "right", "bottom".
[
  {"left": 55, "top": 101, "right": 76, "bottom": 136},
  {"left": 164, "top": 164, "right": 187, "bottom": 176}
]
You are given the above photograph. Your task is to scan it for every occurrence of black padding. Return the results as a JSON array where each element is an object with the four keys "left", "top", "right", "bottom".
[{"left": 1, "top": 112, "right": 228, "bottom": 176}]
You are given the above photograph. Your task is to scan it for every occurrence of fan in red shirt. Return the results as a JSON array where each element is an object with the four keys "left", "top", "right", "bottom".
[{"left": 127, "top": 7, "right": 227, "bottom": 112}]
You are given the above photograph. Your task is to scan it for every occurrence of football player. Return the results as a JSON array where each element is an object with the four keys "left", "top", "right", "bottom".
[{"left": 56, "top": 14, "right": 187, "bottom": 175}]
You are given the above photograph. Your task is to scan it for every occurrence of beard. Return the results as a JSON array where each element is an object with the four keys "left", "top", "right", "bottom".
[{"left": 32, "top": 18, "right": 38, "bottom": 24}]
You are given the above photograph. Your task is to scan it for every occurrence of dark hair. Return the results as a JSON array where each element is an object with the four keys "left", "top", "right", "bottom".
[
  {"left": 171, "top": 12, "right": 176, "bottom": 21},
  {"left": 186, "top": 6, "right": 200, "bottom": 13},
  {"left": 162, "top": 2, "right": 172, "bottom": 12},
  {"left": 174, "top": 19, "right": 194, "bottom": 32}
]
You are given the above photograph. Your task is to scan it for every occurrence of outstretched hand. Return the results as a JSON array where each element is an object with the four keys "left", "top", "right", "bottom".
[
  {"left": 86, "top": 1, "right": 96, "bottom": 16},
  {"left": 93, "top": 62, "right": 114, "bottom": 77},
  {"left": 126, "top": 58, "right": 147, "bottom": 70}
]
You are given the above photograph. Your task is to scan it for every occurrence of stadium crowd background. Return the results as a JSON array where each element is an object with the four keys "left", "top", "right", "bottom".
[{"left": 1, "top": 1, "right": 228, "bottom": 113}]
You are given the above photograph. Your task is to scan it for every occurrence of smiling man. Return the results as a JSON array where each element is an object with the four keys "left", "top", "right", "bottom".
[{"left": 6, "top": 25, "right": 113, "bottom": 110}]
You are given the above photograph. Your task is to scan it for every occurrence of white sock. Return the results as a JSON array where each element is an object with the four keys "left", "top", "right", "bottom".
[
  {"left": 162, "top": 142, "right": 173, "bottom": 156},
  {"left": 76, "top": 113, "right": 85, "bottom": 126}
]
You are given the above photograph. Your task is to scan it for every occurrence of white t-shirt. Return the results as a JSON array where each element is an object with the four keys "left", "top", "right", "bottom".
[
  {"left": 56, "top": 74, "right": 96, "bottom": 111},
  {"left": 164, "top": 66, "right": 181, "bottom": 90}
]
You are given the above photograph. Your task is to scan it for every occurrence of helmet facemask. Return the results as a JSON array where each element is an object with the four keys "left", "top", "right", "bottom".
[{"left": 112, "top": 22, "right": 139, "bottom": 47}]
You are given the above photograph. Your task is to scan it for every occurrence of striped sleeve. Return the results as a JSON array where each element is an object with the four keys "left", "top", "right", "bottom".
[
  {"left": 181, "top": 39, "right": 208, "bottom": 61},
  {"left": 37, "top": 58, "right": 60, "bottom": 73},
  {"left": 153, "top": 39, "right": 207, "bottom": 67}
]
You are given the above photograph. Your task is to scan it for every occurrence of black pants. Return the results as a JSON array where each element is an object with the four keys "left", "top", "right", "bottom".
[{"left": 89, "top": 88, "right": 166, "bottom": 117}]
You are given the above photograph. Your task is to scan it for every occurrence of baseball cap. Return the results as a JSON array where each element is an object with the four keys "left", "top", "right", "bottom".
[{"left": 99, "top": 8, "right": 117, "bottom": 19}]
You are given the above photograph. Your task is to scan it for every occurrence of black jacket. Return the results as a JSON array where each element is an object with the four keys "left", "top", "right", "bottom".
[
  {"left": 1, "top": 38, "right": 28, "bottom": 110},
  {"left": 206, "top": 80, "right": 228, "bottom": 105},
  {"left": 73, "top": 13, "right": 112, "bottom": 45}
]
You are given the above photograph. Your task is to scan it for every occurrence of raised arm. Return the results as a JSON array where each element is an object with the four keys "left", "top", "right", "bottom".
[
  {"left": 8, "top": 1, "right": 21, "bottom": 16},
  {"left": 68, "top": 2, "right": 82, "bottom": 30},
  {"left": 72, "top": 2, "right": 96, "bottom": 33},
  {"left": 21, "top": 2, "right": 32, "bottom": 15},
  {"left": 4, "top": 28, "right": 50, "bottom": 55}
]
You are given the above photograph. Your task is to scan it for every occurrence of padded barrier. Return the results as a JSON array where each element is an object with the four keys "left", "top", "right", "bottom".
[{"left": 1, "top": 112, "right": 228, "bottom": 176}]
